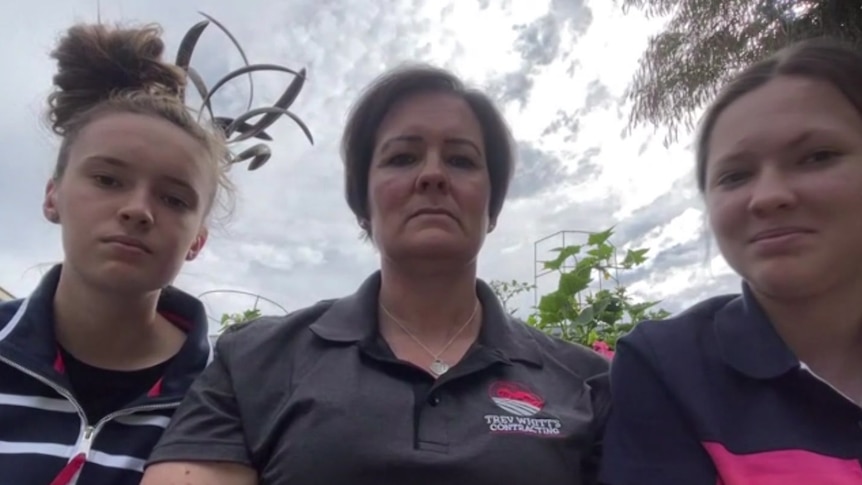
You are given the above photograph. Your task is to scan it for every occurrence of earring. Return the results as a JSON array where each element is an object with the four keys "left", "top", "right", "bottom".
[{"left": 46, "top": 211, "right": 60, "bottom": 223}]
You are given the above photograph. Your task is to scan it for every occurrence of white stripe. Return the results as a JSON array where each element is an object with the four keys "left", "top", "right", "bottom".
[
  {"left": 89, "top": 449, "right": 146, "bottom": 472},
  {"left": 0, "top": 393, "right": 76, "bottom": 413},
  {"left": 0, "top": 440, "right": 146, "bottom": 473},
  {"left": 0, "top": 297, "right": 29, "bottom": 343},
  {"left": 0, "top": 439, "right": 73, "bottom": 458},
  {"left": 113, "top": 414, "right": 171, "bottom": 429}
]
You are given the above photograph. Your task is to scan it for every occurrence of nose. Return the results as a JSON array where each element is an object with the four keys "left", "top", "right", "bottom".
[
  {"left": 748, "top": 167, "right": 797, "bottom": 215},
  {"left": 117, "top": 190, "right": 155, "bottom": 229},
  {"left": 415, "top": 152, "right": 449, "bottom": 194}
]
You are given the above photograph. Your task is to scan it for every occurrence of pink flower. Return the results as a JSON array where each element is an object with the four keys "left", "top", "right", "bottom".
[{"left": 592, "top": 340, "right": 615, "bottom": 359}]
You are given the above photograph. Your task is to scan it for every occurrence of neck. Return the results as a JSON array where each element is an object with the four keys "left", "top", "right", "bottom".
[
  {"left": 757, "top": 280, "right": 862, "bottom": 378},
  {"left": 378, "top": 260, "right": 480, "bottom": 341},
  {"left": 53, "top": 266, "right": 184, "bottom": 370}
]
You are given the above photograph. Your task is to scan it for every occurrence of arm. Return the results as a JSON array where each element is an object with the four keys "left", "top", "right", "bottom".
[
  {"left": 141, "top": 337, "right": 257, "bottom": 485},
  {"left": 598, "top": 334, "right": 715, "bottom": 485},
  {"left": 581, "top": 370, "right": 611, "bottom": 485}
]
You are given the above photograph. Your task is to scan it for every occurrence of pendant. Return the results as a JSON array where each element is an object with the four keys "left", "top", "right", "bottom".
[{"left": 429, "top": 359, "right": 450, "bottom": 377}]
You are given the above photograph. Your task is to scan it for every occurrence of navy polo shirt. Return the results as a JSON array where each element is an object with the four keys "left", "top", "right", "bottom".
[
  {"left": 147, "top": 271, "right": 611, "bottom": 484},
  {"left": 600, "top": 284, "right": 862, "bottom": 484}
]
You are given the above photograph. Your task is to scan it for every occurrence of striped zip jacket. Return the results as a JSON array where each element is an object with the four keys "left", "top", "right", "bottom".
[{"left": 0, "top": 265, "right": 212, "bottom": 485}]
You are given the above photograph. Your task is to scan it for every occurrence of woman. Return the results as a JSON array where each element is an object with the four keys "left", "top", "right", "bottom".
[
  {"left": 600, "top": 38, "right": 862, "bottom": 484},
  {"left": 142, "top": 65, "right": 611, "bottom": 485},
  {"left": 0, "top": 19, "right": 298, "bottom": 485}
]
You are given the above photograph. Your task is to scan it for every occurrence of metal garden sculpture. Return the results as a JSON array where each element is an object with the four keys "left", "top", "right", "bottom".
[{"left": 175, "top": 12, "right": 313, "bottom": 171}]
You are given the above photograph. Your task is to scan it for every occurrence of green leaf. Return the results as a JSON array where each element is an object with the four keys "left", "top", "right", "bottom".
[{"left": 587, "top": 228, "right": 614, "bottom": 246}]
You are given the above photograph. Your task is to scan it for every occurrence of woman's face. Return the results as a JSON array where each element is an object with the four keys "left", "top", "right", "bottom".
[
  {"left": 705, "top": 76, "right": 862, "bottom": 298},
  {"left": 367, "top": 91, "right": 492, "bottom": 266},
  {"left": 44, "top": 111, "right": 214, "bottom": 294}
]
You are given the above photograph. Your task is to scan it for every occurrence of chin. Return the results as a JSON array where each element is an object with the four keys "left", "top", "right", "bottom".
[
  {"left": 391, "top": 234, "right": 478, "bottom": 262},
  {"left": 744, "top": 260, "right": 830, "bottom": 300},
  {"left": 85, "top": 261, "right": 172, "bottom": 295}
]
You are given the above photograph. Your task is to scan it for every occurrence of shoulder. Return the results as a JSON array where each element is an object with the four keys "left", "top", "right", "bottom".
[
  {"left": 213, "top": 299, "right": 335, "bottom": 358},
  {"left": 620, "top": 293, "right": 739, "bottom": 357},
  {"left": 0, "top": 298, "right": 25, "bottom": 332},
  {"left": 612, "top": 293, "right": 742, "bottom": 393},
  {"left": 514, "top": 318, "right": 610, "bottom": 379}
]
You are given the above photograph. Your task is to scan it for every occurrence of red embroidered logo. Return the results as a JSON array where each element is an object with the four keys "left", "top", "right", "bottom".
[
  {"left": 489, "top": 381, "right": 544, "bottom": 416},
  {"left": 485, "top": 381, "right": 562, "bottom": 437}
]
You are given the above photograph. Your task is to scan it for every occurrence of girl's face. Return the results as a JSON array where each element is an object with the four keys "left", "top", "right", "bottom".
[
  {"left": 705, "top": 76, "right": 862, "bottom": 299},
  {"left": 45, "top": 111, "right": 214, "bottom": 293}
]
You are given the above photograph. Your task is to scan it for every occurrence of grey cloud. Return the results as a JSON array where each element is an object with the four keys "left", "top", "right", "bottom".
[
  {"left": 484, "top": 0, "right": 593, "bottom": 112},
  {"left": 569, "top": 147, "right": 603, "bottom": 184},
  {"left": 486, "top": 70, "right": 535, "bottom": 109},
  {"left": 541, "top": 109, "right": 581, "bottom": 142},
  {"left": 615, "top": 174, "right": 702, "bottom": 246},
  {"left": 513, "top": 14, "right": 562, "bottom": 67},
  {"left": 584, "top": 79, "right": 613, "bottom": 113},
  {"left": 509, "top": 142, "right": 568, "bottom": 200}
]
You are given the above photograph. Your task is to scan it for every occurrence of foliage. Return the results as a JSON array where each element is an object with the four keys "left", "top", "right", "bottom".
[
  {"left": 219, "top": 308, "right": 262, "bottom": 331},
  {"left": 491, "top": 227, "right": 670, "bottom": 352},
  {"left": 621, "top": 0, "right": 862, "bottom": 144},
  {"left": 489, "top": 279, "right": 536, "bottom": 315}
]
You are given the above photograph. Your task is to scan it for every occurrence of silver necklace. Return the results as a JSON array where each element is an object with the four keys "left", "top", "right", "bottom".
[{"left": 380, "top": 300, "right": 479, "bottom": 377}]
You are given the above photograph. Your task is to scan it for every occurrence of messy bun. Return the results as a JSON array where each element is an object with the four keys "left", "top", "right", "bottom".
[{"left": 47, "top": 23, "right": 187, "bottom": 135}]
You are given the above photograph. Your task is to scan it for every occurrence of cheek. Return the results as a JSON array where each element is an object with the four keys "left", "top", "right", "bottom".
[
  {"left": 706, "top": 195, "right": 744, "bottom": 243},
  {"left": 368, "top": 176, "right": 410, "bottom": 219}
]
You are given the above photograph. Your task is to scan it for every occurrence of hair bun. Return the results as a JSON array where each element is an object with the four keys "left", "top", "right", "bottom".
[{"left": 48, "top": 23, "right": 187, "bottom": 134}]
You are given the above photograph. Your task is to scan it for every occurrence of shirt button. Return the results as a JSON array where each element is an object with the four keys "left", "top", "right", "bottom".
[{"left": 428, "top": 395, "right": 441, "bottom": 406}]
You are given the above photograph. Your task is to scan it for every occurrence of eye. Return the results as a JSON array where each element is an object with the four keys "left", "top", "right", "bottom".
[
  {"left": 801, "top": 149, "right": 840, "bottom": 165},
  {"left": 386, "top": 154, "right": 416, "bottom": 166},
  {"left": 162, "top": 194, "right": 191, "bottom": 210},
  {"left": 92, "top": 174, "right": 121, "bottom": 188},
  {"left": 715, "top": 170, "right": 750, "bottom": 188},
  {"left": 448, "top": 155, "right": 475, "bottom": 168}
]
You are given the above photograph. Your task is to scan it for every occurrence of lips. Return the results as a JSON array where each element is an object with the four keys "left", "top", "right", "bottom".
[
  {"left": 102, "top": 235, "right": 152, "bottom": 254},
  {"left": 412, "top": 208, "right": 456, "bottom": 220},
  {"left": 750, "top": 227, "right": 814, "bottom": 243}
]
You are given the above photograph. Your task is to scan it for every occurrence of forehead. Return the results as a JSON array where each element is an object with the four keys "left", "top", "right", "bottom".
[
  {"left": 376, "top": 92, "right": 483, "bottom": 144},
  {"left": 708, "top": 76, "right": 862, "bottom": 158},
  {"left": 69, "top": 112, "right": 213, "bottom": 185}
]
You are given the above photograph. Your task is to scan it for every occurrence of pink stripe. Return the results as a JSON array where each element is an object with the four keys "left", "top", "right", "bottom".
[{"left": 703, "top": 442, "right": 862, "bottom": 485}]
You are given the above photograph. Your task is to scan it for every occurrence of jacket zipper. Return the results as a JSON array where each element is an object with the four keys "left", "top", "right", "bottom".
[{"left": 0, "top": 354, "right": 179, "bottom": 484}]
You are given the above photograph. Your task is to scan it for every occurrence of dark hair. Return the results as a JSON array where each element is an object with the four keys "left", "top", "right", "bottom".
[
  {"left": 695, "top": 37, "right": 862, "bottom": 192},
  {"left": 340, "top": 64, "right": 516, "bottom": 233}
]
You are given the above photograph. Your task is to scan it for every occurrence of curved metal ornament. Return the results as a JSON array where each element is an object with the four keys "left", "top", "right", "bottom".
[{"left": 174, "top": 12, "right": 313, "bottom": 171}]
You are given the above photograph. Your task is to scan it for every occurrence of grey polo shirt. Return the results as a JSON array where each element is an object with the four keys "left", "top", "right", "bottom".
[{"left": 147, "top": 271, "right": 611, "bottom": 485}]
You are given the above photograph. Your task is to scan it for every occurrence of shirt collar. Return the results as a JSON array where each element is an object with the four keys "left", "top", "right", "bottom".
[
  {"left": 0, "top": 264, "right": 212, "bottom": 401},
  {"left": 714, "top": 282, "right": 799, "bottom": 380},
  {"left": 310, "top": 271, "right": 543, "bottom": 367}
]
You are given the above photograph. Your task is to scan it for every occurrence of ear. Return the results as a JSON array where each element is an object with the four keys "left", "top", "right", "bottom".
[
  {"left": 185, "top": 227, "right": 209, "bottom": 261},
  {"left": 43, "top": 179, "right": 61, "bottom": 224}
]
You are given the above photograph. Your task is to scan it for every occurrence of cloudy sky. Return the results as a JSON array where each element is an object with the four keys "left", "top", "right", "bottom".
[{"left": 0, "top": 0, "right": 740, "bottom": 333}]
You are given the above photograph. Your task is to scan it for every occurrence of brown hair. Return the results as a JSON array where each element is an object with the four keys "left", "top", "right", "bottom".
[
  {"left": 695, "top": 37, "right": 862, "bottom": 192},
  {"left": 340, "top": 64, "right": 515, "bottom": 234},
  {"left": 47, "top": 23, "right": 233, "bottom": 215}
]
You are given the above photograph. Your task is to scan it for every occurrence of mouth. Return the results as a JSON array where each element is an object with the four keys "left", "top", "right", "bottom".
[
  {"left": 101, "top": 235, "right": 152, "bottom": 254},
  {"left": 412, "top": 208, "right": 456, "bottom": 220},
  {"left": 749, "top": 227, "right": 815, "bottom": 243}
]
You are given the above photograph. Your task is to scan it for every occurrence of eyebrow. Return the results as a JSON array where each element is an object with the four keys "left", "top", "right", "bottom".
[
  {"left": 379, "top": 135, "right": 483, "bottom": 156},
  {"left": 713, "top": 129, "right": 833, "bottom": 167},
  {"left": 84, "top": 156, "right": 198, "bottom": 192}
]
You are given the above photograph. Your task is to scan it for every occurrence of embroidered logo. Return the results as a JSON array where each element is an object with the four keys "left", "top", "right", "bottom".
[{"left": 484, "top": 381, "right": 562, "bottom": 436}]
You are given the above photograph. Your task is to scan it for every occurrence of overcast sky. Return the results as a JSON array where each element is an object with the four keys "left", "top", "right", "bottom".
[{"left": 0, "top": 0, "right": 740, "bottom": 333}]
